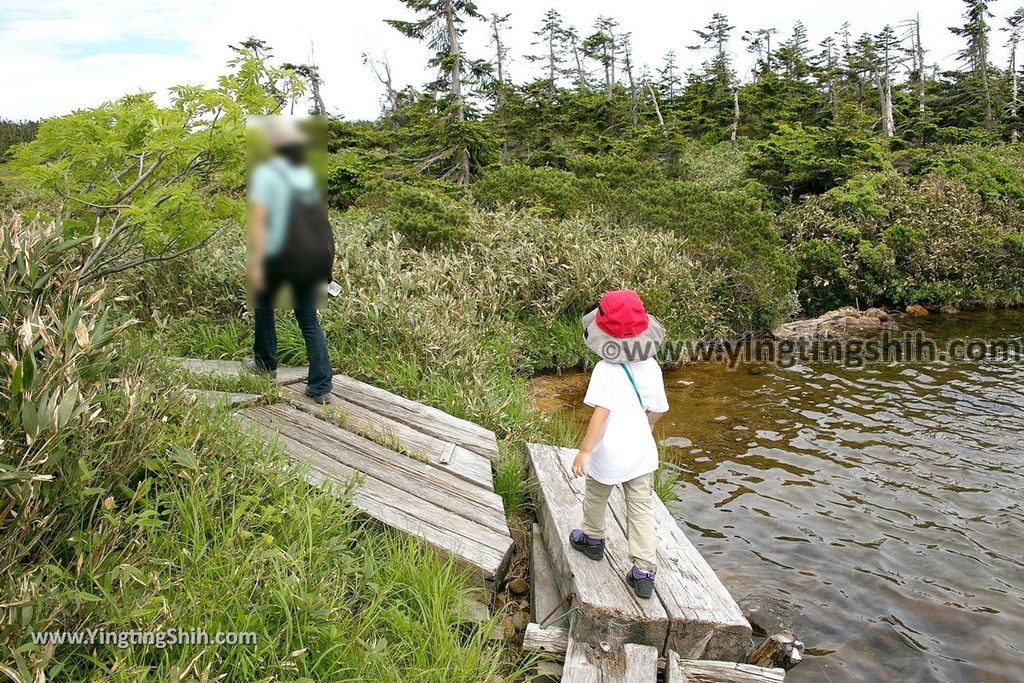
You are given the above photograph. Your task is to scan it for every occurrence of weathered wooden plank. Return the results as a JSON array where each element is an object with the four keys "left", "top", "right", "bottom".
[
  {"left": 236, "top": 412, "right": 511, "bottom": 588},
  {"left": 249, "top": 404, "right": 510, "bottom": 537},
  {"left": 526, "top": 443, "right": 671, "bottom": 653},
  {"left": 170, "top": 357, "right": 308, "bottom": 385},
  {"left": 531, "top": 523, "right": 569, "bottom": 627},
  {"left": 184, "top": 389, "right": 261, "bottom": 408},
  {"left": 523, "top": 623, "right": 569, "bottom": 661},
  {"left": 282, "top": 383, "right": 493, "bottom": 490},
  {"left": 605, "top": 486, "right": 751, "bottom": 659},
  {"left": 527, "top": 527, "right": 569, "bottom": 683},
  {"left": 561, "top": 638, "right": 659, "bottom": 683},
  {"left": 665, "top": 651, "right": 785, "bottom": 683},
  {"left": 329, "top": 373, "right": 499, "bottom": 461}
]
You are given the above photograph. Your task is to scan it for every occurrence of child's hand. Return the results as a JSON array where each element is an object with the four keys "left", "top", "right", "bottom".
[{"left": 572, "top": 449, "right": 591, "bottom": 477}]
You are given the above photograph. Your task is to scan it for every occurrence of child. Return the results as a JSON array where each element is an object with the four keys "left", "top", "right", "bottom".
[{"left": 569, "top": 289, "right": 669, "bottom": 599}]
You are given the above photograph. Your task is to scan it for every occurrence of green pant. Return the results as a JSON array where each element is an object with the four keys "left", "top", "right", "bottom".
[{"left": 582, "top": 472, "right": 657, "bottom": 572}]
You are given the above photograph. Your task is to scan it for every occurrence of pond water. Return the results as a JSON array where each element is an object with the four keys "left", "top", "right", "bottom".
[{"left": 531, "top": 310, "right": 1023, "bottom": 683}]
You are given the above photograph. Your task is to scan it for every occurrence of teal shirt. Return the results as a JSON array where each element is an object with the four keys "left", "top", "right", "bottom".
[{"left": 248, "top": 158, "right": 317, "bottom": 258}]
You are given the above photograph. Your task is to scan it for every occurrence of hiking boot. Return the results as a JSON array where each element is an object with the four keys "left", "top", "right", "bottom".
[
  {"left": 569, "top": 529, "right": 605, "bottom": 561},
  {"left": 626, "top": 566, "right": 656, "bottom": 599},
  {"left": 304, "top": 389, "right": 331, "bottom": 405},
  {"left": 242, "top": 356, "right": 277, "bottom": 380}
]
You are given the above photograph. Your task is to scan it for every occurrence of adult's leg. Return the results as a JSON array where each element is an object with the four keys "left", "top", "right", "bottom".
[
  {"left": 252, "top": 276, "right": 279, "bottom": 372},
  {"left": 581, "top": 476, "right": 615, "bottom": 540},
  {"left": 621, "top": 472, "right": 657, "bottom": 572},
  {"left": 292, "top": 282, "right": 333, "bottom": 396}
]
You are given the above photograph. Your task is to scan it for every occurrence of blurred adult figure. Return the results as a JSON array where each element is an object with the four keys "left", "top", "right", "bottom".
[{"left": 243, "top": 118, "right": 334, "bottom": 403}]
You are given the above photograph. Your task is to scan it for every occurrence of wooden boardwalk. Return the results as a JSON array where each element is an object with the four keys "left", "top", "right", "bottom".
[
  {"left": 174, "top": 358, "right": 513, "bottom": 591},
  {"left": 526, "top": 443, "right": 764, "bottom": 681}
]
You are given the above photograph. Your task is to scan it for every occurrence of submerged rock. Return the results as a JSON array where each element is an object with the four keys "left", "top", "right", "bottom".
[
  {"left": 772, "top": 306, "right": 898, "bottom": 341},
  {"left": 739, "top": 592, "right": 805, "bottom": 637},
  {"left": 660, "top": 436, "right": 693, "bottom": 449}
]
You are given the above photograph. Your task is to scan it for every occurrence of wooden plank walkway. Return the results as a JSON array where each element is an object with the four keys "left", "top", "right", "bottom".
[
  {"left": 172, "top": 359, "right": 511, "bottom": 591},
  {"left": 237, "top": 400, "right": 512, "bottom": 589},
  {"left": 282, "top": 384, "right": 493, "bottom": 489},
  {"left": 665, "top": 652, "right": 785, "bottom": 683},
  {"left": 526, "top": 443, "right": 751, "bottom": 661},
  {"left": 326, "top": 373, "right": 500, "bottom": 461},
  {"left": 562, "top": 639, "right": 659, "bottom": 682},
  {"left": 522, "top": 627, "right": 786, "bottom": 682}
]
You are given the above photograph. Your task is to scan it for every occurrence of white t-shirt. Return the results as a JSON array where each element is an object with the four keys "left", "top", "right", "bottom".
[{"left": 583, "top": 358, "right": 670, "bottom": 485}]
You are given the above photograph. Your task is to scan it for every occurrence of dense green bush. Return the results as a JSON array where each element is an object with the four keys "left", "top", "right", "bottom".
[
  {"left": 357, "top": 179, "right": 470, "bottom": 247},
  {"left": 779, "top": 171, "right": 1024, "bottom": 312},
  {"left": 934, "top": 146, "right": 1024, "bottom": 208},
  {"left": 472, "top": 163, "right": 587, "bottom": 218},
  {"left": 746, "top": 121, "right": 889, "bottom": 198}
]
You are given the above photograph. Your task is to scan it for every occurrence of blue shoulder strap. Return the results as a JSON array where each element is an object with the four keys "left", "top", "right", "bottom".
[{"left": 619, "top": 363, "right": 645, "bottom": 410}]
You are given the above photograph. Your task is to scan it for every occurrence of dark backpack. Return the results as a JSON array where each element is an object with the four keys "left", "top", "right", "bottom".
[{"left": 269, "top": 165, "right": 335, "bottom": 286}]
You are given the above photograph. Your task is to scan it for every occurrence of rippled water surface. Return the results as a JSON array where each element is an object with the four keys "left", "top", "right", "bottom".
[{"left": 533, "top": 311, "right": 1024, "bottom": 683}]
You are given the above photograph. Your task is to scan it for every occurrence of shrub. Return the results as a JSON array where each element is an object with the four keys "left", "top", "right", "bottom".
[
  {"left": 358, "top": 179, "right": 470, "bottom": 248},
  {"left": 779, "top": 172, "right": 1024, "bottom": 312},
  {"left": 746, "top": 122, "right": 889, "bottom": 198},
  {"left": 933, "top": 145, "right": 1024, "bottom": 208},
  {"left": 472, "top": 163, "right": 587, "bottom": 218}
]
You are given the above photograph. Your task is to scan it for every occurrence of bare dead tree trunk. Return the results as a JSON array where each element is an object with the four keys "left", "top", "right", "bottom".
[
  {"left": 981, "top": 37, "right": 994, "bottom": 133},
  {"left": 572, "top": 39, "right": 587, "bottom": 91},
  {"left": 609, "top": 34, "right": 616, "bottom": 96},
  {"left": 878, "top": 39, "right": 895, "bottom": 139},
  {"left": 731, "top": 89, "right": 740, "bottom": 149},
  {"left": 915, "top": 14, "right": 927, "bottom": 117},
  {"left": 1011, "top": 32, "right": 1020, "bottom": 142},
  {"left": 365, "top": 53, "right": 399, "bottom": 126},
  {"left": 603, "top": 44, "right": 613, "bottom": 99},
  {"left": 547, "top": 31, "right": 557, "bottom": 94},
  {"left": 443, "top": 0, "right": 470, "bottom": 184},
  {"left": 624, "top": 41, "right": 638, "bottom": 126},
  {"left": 647, "top": 84, "right": 665, "bottom": 129},
  {"left": 491, "top": 14, "right": 506, "bottom": 84}
]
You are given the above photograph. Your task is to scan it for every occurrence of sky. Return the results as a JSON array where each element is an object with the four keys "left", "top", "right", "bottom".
[{"left": 1, "top": 0, "right": 1019, "bottom": 122}]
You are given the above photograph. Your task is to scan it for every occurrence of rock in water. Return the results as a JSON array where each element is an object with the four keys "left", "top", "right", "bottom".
[
  {"left": 772, "top": 306, "right": 897, "bottom": 341},
  {"left": 660, "top": 436, "right": 693, "bottom": 449},
  {"left": 905, "top": 304, "right": 929, "bottom": 317},
  {"left": 739, "top": 593, "right": 803, "bottom": 637}
]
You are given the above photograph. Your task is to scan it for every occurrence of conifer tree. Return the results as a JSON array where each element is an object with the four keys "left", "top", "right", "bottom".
[
  {"left": 875, "top": 25, "right": 900, "bottom": 137},
  {"left": 489, "top": 12, "right": 511, "bottom": 85},
  {"left": 1005, "top": 7, "right": 1024, "bottom": 140},
  {"left": 658, "top": 50, "right": 682, "bottom": 97},
  {"left": 387, "top": 0, "right": 483, "bottom": 184},
  {"left": 950, "top": 0, "right": 996, "bottom": 131},
  {"left": 526, "top": 9, "right": 569, "bottom": 94},
  {"left": 743, "top": 27, "right": 779, "bottom": 79},
  {"left": 690, "top": 13, "right": 735, "bottom": 87},
  {"left": 583, "top": 16, "right": 619, "bottom": 99}
]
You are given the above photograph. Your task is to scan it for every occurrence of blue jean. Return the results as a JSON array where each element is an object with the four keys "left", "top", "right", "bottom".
[{"left": 253, "top": 270, "right": 333, "bottom": 397}]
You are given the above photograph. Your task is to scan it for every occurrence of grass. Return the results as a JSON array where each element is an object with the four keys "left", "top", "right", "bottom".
[{"left": 7, "top": 400, "right": 526, "bottom": 683}]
